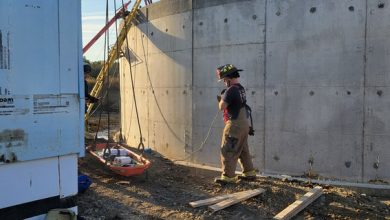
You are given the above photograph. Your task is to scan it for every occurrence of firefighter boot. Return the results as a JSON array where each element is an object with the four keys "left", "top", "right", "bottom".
[
  {"left": 238, "top": 170, "right": 257, "bottom": 181},
  {"left": 214, "top": 175, "right": 239, "bottom": 185}
]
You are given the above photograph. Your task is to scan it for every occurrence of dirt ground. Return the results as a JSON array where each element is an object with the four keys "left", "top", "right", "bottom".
[{"left": 77, "top": 114, "right": 390, "bottom": 220}]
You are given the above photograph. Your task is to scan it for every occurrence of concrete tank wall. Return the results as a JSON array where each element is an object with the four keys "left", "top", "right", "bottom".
[{"left": 120, "top": 0, "right": 390, "bottom": 183}]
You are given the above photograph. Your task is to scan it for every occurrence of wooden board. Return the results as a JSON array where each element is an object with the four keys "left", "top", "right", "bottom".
[
  {"left": 208, "top": 188, "right": 265, "bottom": 212},
  {"left": 189, "top": 188, "right": 265, "bottom": 208},
  {"left": 274, "top": 186, "right": 323, "bottom": 220},
  {"left": 189, "top": 194, "right": 234, "bottom": 208}
]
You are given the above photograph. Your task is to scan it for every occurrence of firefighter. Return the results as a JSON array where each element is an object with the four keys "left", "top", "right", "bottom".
[
  {"left": 215, "top": 64, "right": 257, "bottom": 184},
  {"left": 84, "top": 63, "right": 99, "bottom": 105}
]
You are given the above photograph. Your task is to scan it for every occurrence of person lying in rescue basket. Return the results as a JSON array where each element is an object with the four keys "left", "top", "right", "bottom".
[{"left": 214, "top": 64, "right": 257, "bottom": 184}]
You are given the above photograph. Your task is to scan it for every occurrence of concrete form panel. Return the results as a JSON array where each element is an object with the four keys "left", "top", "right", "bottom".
[
  {"left": 265, "top": 0, "right": 366, "bottom": 180},
  {"left": 146, "top": 0, "right": 192, "bottom": 21},
  {"left": 363, "top": 0, "right": 390, "bottom": 182},
  {"left": 191, "top": 124, "right": 223, "bottom": 166},
  {"left": 147, "top": 51, "right": 192, "bottom": 88},
  {"left": 266, "top": 40, "right": 365, "bottom": 87},
  {"left": 266, "top": 0, "right": 366, "bottom": 42},
  {"left": 365, "top": 0, "right": 390, "bottom": 86},
  {"left": 266, "top": 87, "right": 364, "bottom": 134},
  {"left": 363, "top": 87, "right": 390, "bottom": 181},
  {"left": 193, "top": 0, "right": 265, "bottom": 49},
  {"left": 148, "top": 87, "right": 192, "bottom": 125},
  {"left": 266, "top": 0, "right": 366, "bottom": 87},
  {"left": 266, "top": 130, "right": 362, "bottom": 180},
  {"left": 265, "top": 86, "right": 364, "bottom": 179},
  {"left": 150, "top": 121, "right": 188, "bottom": 160},
  {"left": 148, "top": 12, "right": 192, "bottom": 54},
  {"left": 363, "top": 135, "right": 390, "bottom": 182}
]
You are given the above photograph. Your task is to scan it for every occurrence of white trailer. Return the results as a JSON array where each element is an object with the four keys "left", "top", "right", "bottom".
[{"left": 0, "top": 0, "right": 84, "bottom": 219}]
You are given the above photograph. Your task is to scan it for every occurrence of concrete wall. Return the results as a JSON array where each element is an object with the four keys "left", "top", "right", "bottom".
[{"left": 120, "top": 0, "right": 390, "bottom": 183}]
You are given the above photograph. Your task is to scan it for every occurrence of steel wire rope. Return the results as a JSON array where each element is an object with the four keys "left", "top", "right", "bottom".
[
  {"left": 92, "top": 0, "right": 110, "bottom": 145},
  {"left": 113, "top": 0, "right": 123, "bottom": 143},
  {"left": 96, "top": 0, "right": 112, "bottom": 163},
  {"left": 121, "top": 0, "right": 145, "bottom": 153},
  {"left": 138, "top": 25, "right": 221, "bottom": 162},
  {"left": 89, "top": 1, "right": 124, "bottom": 128}
]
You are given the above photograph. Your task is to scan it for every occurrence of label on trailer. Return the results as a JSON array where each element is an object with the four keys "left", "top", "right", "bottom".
[
  {"left": 33, "top": 94, "right": 72, "bottom": 115},
  {"left": 0, "top": 95, "right": 29, "bottom": 116}
]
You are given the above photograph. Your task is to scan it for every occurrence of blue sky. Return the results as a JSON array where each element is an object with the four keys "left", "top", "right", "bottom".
[{"left": 82, "top": 0, "right": 150, "bottom": 61}]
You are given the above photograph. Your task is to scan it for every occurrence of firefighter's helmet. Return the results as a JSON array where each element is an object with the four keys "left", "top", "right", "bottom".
[{"left": 216, "top": 64, "right": 242, "bottom": 81}]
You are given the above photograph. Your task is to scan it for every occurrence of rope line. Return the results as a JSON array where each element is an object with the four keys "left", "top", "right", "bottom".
[{"left": 121, "top": 0, "right": 145, "bottom": 153}]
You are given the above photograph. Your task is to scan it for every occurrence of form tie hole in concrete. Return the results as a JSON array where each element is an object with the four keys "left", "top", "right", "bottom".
[
  {"left": 348, "top": 6, "right": 354, "bottom": 12},
  {"left": 309, "top": 91, "right": 314, "bottom": 96},
  {"left": 252, "top": 15, "right": 257, "bottom": 20},
  {"left": 308, "top": 157, "right": 314, "bottom": 166},
  {"left": 378, "top": 2, "right": 385, "bottom": 8},
  {"left": 273, "top": 155, "right": 279, "bottom": 161},
  {"left": 345, "top": 161, "right": 351, "bottom": 168},
  {"left": 251, "top": 91, "right": 255, "bottom": 95},
  {"left": 199, "top": 21, "right": 203, "bottom": 26},
  {"left": 182, "top": 90, "right": 187, "bottom": 95},
  {"left": 276, "top": 11, "right": 281, "bottom": 16},
  {"left": 374, "top": 156, "right": 380, "bottom": 169},
  {"left": 182, "top": 25, "right": 185, "bottom": 29},
  {"left": 199, "top": 91, "right": 202, "bottom": 95},
  {"left": 310, "top": 7, "right": 317, "bottom": 13},
  {"left": 165, "top": 28, "right": 168, "bottom": 32},
  {"left": 274, "top": 91, "right": 278, "bottom": 96},
  {"left": 347, "top": 91, "right": 351, "bottom": 95},
  {"left": 224, "top": 18, "right": 228, "bottom": 23},
  {"left": 150, "top": 32, "right": 153, "bottom": 36},
  {"left": 377, "top": 90, "right": 383, "bottom": 96},
  {"left": 165, "top": 90, "right": 169, "bottom": 94}
]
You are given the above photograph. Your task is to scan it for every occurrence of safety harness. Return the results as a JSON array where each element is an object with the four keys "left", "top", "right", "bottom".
[{"left": 227, "top": 84, "right": 255, "bottom": 136}]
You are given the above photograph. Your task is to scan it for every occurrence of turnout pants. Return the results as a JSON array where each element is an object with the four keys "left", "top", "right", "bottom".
[{"left": 220, "top": 108, "right": 254, "bottom": 178}]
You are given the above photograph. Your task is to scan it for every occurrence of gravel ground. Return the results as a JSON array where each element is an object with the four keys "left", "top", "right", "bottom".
[
  {"left": 77, "top": 148, "right": 390, "bottom": 220},
  {"left": 78, "top": 114, "right": 390, "bottom": 219}
]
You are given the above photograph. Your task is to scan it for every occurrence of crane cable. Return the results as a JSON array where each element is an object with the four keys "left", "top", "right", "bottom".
[
  {"left": 94, "top": 0, "right": 125, "bottom": 160},
  {"left": 121, "top": 0, "right": 145, "bottom": 153},
  {"left": 100, "top": 0, "right": 112, "bottom": 163}
]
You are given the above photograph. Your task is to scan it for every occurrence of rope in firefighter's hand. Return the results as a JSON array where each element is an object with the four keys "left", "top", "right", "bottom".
[{"left": 172, "top": 110, "right": 220, "bottom": 162}]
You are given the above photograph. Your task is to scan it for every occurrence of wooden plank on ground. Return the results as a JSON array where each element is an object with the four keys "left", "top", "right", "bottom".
[
  {"left": 208, "top": 188, "right": 265, "bottom": 212},
  {"left": 274, "top": 186, "right": 323, "bottom": 220},
  {"left": 190, "top": 188, "right": 265, "bottom": 208},
  {"left": 189, "top": 194, "right": 234, "bottom": 208}
]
